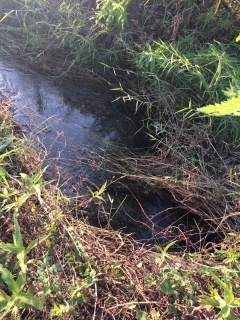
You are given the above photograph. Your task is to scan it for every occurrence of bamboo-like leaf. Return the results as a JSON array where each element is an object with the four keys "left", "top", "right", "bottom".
[
  {"left": 197, "top": 96, "right": 240, "bottom": 116},
  {"left": 34, "top": 184, "right": 41, "bottom": 199},
  {"left": 0, "top": 167, "right": 9, "bottom": 187},
  {"left": 210, "top": 272, "right": 234, "bottom": 303},
  {"left": 0, "top": 243, "right": 20, "bottom": 254},
  {"left": 13, "top": 211, "right": 23, "bottom": 249},
  {"left": 16, "top": 271, "right": 26, "bottom": 291},
  {"left": 199, "top": 295, "right": 219, "bottom": 307},
  {"left": 18, "top": 194, "right": 31, "bottom": 206},
  {"left": 0, "top": 296, "right": 16, "bottom": 320},
  {"left": 16, "top": 250, "right": 26, "bottom": 275},
  {"left": 0, "top": 265, "right": 19, "bottom": 295},
  {"left": 17, "top": 293, "right": 43, "bottom": 310},
  {"left": 33, "top": 167, "right": 47, "bottom": 184},
  {"left": 97, "top": 181, "right": 107, "bottom": 195},
  {"left": 163, "top": 240, "right": 177, "bottom": 252}
]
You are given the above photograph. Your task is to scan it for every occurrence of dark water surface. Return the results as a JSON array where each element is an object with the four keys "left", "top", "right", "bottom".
[
  {"left": 0, "top": 57, "right": 181, "bottom": 245},
  {"left": 0, "top": 58, "right": 136, "bottom": 176}
]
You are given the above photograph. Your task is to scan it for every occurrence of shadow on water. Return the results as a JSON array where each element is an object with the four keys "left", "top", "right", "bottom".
[{"left": 0, "top": 56, "right": 213, "bottom": 249}]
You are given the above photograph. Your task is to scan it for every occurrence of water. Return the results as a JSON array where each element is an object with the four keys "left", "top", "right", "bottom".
[
  {"left": 0, "top": 57, "right": 181, "bottom": 245},
  {"left": 0, "top": 58, "right": 136, "bottom": 178}
]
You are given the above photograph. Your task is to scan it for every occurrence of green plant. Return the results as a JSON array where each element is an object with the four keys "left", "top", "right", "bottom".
[
  {"left": 199, "top": 271, "right": 240, "bottom": 320},
  {"left": 87, "top": 181, "right": 107, "bottom": 202},
  {"left": 197, "top": 36, "right": 240, "bottom": 117},
  {"left": 0, "top": 210, "right": 48, "bottom": 319},
  {"left": 154, "top": 241, "right": 176, "bottom": 267},
  {"left": 96, "top": 0, "right": 130, "bottom": 31},
  {"left": 133, "top": 40, "right": 239, "bottom": 109},
  {"left": 197, "top": 94, "right": 240, "bottom": 116},
  {"left": 3, "top": 167, "right": 50, "bottom": 212}
]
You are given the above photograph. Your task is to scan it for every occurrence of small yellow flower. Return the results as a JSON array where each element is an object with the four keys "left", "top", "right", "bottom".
[{"left": 31, "top": 204, "right": 36, "bottom": 213}]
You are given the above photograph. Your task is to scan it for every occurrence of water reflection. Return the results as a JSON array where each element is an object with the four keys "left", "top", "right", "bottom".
[{"left": 0, "top": 57, "right": 136, "bottom": 177}]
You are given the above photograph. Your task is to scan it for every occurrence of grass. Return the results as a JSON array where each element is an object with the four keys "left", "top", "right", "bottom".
[{"left": 0, "top": 0, "right": 240, "bottom": 318}]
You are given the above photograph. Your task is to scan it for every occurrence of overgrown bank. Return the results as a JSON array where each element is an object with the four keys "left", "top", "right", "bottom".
[{"left": 0, "top": 0, "right": 240, "bottom": 319}]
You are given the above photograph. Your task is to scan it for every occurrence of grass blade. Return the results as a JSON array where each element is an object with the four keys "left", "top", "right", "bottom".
[
  {"left": 0, "top": 265, "right": 19, "bottom": 295},
  {"left": 13, "top": 210, "right": 23, "bottom": 249},
  {"left": 17, "top": 293, "right": 43, "bottom": 310}
]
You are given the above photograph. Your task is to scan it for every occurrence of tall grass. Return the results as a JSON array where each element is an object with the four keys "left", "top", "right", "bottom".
[
  {"left": 126, "top": 39, "right": 240, "bottom": 145},
  {"left": 131, "top": 40, "right": 240, "bottom": 108},
  {"left": 1, "top": 0, "right": 239, "bottom": 76}
]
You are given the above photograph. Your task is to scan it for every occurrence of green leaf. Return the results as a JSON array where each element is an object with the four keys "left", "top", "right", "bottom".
[
  {"left": 0, "top": 265, "right": 19, "bottom": 295},
  {"left": 0, "top": 289, "right": 10, "bottom": 301},
  {"left": 222, "top": 304, "right": 230, "bottom": 318},
  {"left": 0, "top": 243, "right": 20, "bottom": 254},
  {"left": 71, "top": 292, "right": 87, "bottom": 305},
  {"left": 136, "top": 310, "right": 149, "bottom": 320},
  {"left": 17, "top": 293, "right": 43, "bottom": 310},
  {"left": 33, "top": 167, "right": 47, "bottom": 184},
  {"left": 168, "top": 304, "right": 178, "bottom": 314},
  {"left": 197, "top": 95, "right": 240, "bottom": 116},
  {"left": 231, "top": 298, "right": 240, "bottom": 307},
  {"left": 16, "top": 271, "right": 26, "bottom": 291},
  {"left": 228, "top": 309, "right": 237, "bottom": 320},
  {"left": 16, "top": 250, "right": 27, "bottom": 276},
  {"left": 25, "top": 234, "right": 49, "bottom": 256},
  {"left": 0, "top": 296, "right": 16, "bottom": 320},
  {"left": 53, "top": 302, "right": 62, "bottom": 316},
  {"left": 13, "top": 211, "right": 23, "bottom": 249},
  {"left": 0, "top": 300, "right": 8, "bottom": 312},
  {"left": 210, "top": 272, "right": 234, "bottom": 303},
  {"left": 0, "top": 167, "right": 9, "bottom": 187},
  {"left": 159, "top": 280, "right": 173, "bottom": 295},
  {"left": 199, "top": 296, "right": 219, "bottom": 307},
  {"left": 34, "top": 185, "right": 41, "bottom": 199},
  {"left": 0, "top": 149, "right": 20, "bottom": 160},
  {"left": 0, "top": 139, "right": 12, "bottom": 153}
]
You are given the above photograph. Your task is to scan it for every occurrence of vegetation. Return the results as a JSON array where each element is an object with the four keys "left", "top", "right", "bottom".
[{"left": 0, "top": 0, "right": 240, "bottom": 319}]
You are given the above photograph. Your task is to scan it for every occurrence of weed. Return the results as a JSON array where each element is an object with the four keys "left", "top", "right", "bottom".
[
  {"left": 199, "top": 271, "right": 240, "bottom": 320},
  {"left": 0, "top": 210, "right": 48, "bottom": 319}
]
